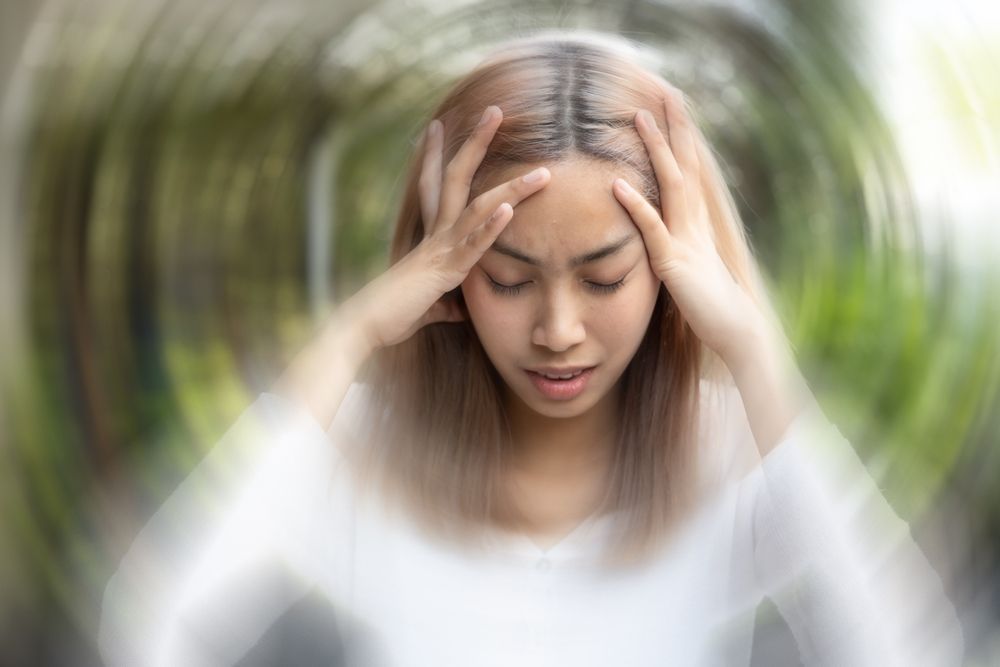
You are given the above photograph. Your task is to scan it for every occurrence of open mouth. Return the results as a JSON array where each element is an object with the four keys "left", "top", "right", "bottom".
[
  {"left": 534, "top": 369, "right": 586, "bottom": 380},
  {"left": 524, "top": 367, "right": 596, "bottom": 400}
]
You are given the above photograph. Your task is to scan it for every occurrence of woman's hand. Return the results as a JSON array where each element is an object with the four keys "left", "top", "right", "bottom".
[
  {"left": 346, "top": 106, "right": 551, "bottom": 351},
  {"left": 613, "top": 88, "right": 813, "bottom": 454},
  {"left": 611, "top": 88, "right": 763, "bottom": 366}
]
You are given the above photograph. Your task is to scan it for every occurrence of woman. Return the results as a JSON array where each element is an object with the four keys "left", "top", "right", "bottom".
[{"left": 99, "top": 32, "right": 964, "bottom": 666}]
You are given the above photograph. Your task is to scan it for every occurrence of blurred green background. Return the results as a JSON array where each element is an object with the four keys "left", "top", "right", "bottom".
[{"left": 1, "top": 0, "right": 998, "bottom": 664}]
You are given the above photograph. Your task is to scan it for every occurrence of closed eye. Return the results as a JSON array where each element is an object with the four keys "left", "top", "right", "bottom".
[
  {"left": 486, "top": 276, "right": 528, "bottom": 296},
  {"left": 587, "top": 278, "right": 626, "bottom": 294},
  {"left": 485, "top": 275, "right": 626, "bottom": 296}
]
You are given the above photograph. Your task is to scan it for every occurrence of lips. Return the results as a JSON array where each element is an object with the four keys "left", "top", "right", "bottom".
[
  {"left": 527, "top": 366, "right": 593, "bottom": 379},
  {"left": 524, "top": 366, "right": 596, "bottom": 400}
]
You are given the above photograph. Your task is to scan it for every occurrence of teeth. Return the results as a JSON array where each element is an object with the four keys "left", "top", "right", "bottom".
[{"left": 540, "top": 370, "right": 583, "bottom": 380}]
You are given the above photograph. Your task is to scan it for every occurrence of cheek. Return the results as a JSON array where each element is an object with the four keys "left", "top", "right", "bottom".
[
  {"left": 595, "top": 272, "right": 661, "bottom": 341},
  {"left": 631, "top": 261, "right": 662, "bottom": 314},
  {"left": 461, "top": 278, "right": 501, "bottom": 326},
  {"left": 460, "top": 279, "right": 523, "bottom": 350}
]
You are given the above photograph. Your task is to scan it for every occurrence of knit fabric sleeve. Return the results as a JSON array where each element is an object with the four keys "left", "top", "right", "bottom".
[
  {"left": 98, "top": 384, "right": 367, "bottom": 667},
  {"left": 736, "top": 394, "right": 965, "bottom": 666}
]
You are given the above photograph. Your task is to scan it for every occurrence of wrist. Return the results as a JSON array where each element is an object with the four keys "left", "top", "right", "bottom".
[{"left": 325, "top": 298, "right": 379, "bottom": 364}]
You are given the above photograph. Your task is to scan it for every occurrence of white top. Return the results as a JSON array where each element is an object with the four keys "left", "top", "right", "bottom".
[{"left": 98, "top": 381, "right": 964, "bottom": 666}]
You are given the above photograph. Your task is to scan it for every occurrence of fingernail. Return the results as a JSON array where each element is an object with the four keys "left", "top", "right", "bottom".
[
  {"left": 478, "top": 106, "right": 498, "bottom": 127},
  {"left": 615, "top": 178, "right": 633, "bottom": 192},
  {"left": 522, "top": 167, "right": 548, "bottom": 183},
  {"left": 489, "top": 202, "right": 510, "bottom": 222},
  {"left": 638, "top": 110, "right": 654, "bottom": 127},
  {"left": 429, "top": 119, "right": 441, "bottom": 137}
]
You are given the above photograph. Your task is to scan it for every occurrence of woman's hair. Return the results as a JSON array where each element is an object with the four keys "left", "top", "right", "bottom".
[{"left": 347, "top": 30, "right": 775, "bottom": 566}]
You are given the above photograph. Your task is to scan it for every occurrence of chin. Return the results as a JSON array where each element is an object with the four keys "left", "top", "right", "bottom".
[
  {"left": 531, "top": 401, "right": 597, "bottom": 419},
  {"left": 505, "top": 377, "right": 607, "bottom": 419}
]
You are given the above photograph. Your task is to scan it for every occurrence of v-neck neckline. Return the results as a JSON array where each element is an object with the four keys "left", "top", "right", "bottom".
[{"left": 493, "top": 509, "right": 614, "bottom": 560}]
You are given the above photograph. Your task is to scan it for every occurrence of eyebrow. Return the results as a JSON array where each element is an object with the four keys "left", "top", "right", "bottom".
[{"left": 489, "top": 232, "right": 639, "bottom": 269}]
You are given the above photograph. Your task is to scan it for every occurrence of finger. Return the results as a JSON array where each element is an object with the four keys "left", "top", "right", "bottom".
[
  {"left": 436, "top": 106, "right": 503, "bottom": 228},
  {"left": 612, "top": 178, "right": 674, "bottom": 274},
  {"left": 663, "top": 91, "right": 698, "bottom": 174},
  {"left": 418, "top": 119, "right": 444, "bottom": 235},
  {"left": 663, "top": 89, "right": 700, "bottom": 181},
  {"left": 635, "top": 110, "right": 688, "bottom": 236},
  {"left": 451, "top": 166, "right": 550, "bottom": 239},
  {"left": 452, "top": 202, "right": 514, "bottom": 270},
  {"left": 634, "top": 109, "right": 688, "bottom": 235}
]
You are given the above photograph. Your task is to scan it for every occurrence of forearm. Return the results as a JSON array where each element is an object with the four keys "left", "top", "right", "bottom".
[
  {"left": 726, "top": 319, "right": 965, "bottom": 665},
  {"left": 737, "top": 342, "right": 967, "bottom": 666},
  {"left": 271, "top": 298, "right": 376, "bottom": 432},
  {"left": 722, "top": 318, "right": 812, "bottom": 458},
  {"left": 101, "top": 391, "right": 341, "bottom": 666}
]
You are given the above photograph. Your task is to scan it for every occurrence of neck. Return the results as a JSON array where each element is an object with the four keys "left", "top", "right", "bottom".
[{"left": 503, "top": 384, "right": 620, "bottom": 477}]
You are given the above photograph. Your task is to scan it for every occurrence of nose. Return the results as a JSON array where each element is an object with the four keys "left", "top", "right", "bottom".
[{"left": 530, "top": 287, "right": 587, "bottom": 352}]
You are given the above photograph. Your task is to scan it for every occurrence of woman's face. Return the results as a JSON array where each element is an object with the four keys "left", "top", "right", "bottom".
[{"left": 461, "top": 158, "right": 662, "bottom": 420}]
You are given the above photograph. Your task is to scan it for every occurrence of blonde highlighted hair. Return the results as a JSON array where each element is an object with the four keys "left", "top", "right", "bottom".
[{"left": 346, "top": 31, "right": 776, "bottom": 565}]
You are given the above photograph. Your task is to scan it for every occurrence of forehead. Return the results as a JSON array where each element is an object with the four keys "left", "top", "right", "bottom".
[{"left": 486, "top": 159, "right": 639, "bottom": 261}]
